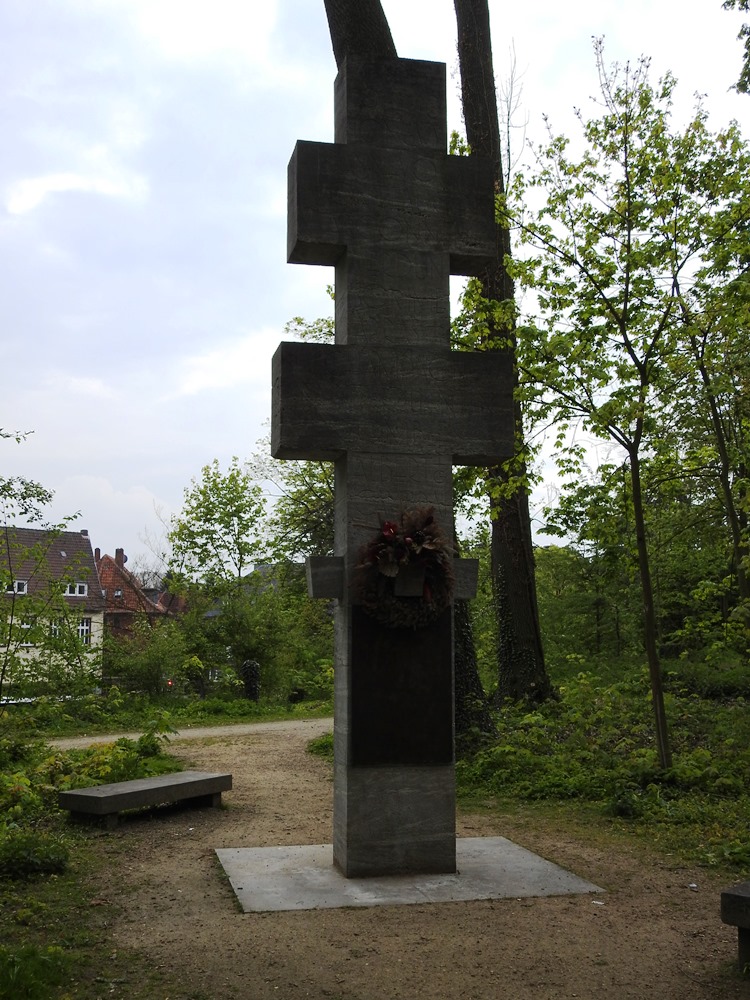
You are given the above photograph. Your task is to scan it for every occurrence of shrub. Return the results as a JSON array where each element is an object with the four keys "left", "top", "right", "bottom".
[
  {"left": 0, "top": 830, "right": 69, "bottom": 879},
  {"left": 0, "top": 773, "right": 44, "bottom": 826},
  {"left": 456, "top": 662, "right": 750, "bottom": 868}
]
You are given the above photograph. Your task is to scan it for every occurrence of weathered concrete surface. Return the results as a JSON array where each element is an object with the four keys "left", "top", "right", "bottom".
[
  {"left": 272, "top": 56, "right": 512, "bottom": 877},
  {"left": 216, "top": 837, "right": 604, "bottom": 913},
  {"left": 58, "top": 770, "right": 232, "bottom": 826}
]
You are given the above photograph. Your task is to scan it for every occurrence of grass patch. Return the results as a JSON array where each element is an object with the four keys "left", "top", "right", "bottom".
[
  {"left": 307, "top": 731, "right": 333, "bottom": 760},
  {"left": 0, "top": 943, "right": 72, "bottom": 999}
]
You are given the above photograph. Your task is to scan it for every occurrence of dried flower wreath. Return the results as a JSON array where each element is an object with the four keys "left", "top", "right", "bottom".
[{"left": 353, "top": 507, "right": 454, "bottom": 629}]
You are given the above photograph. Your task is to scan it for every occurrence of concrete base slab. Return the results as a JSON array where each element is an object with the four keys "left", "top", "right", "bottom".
[{"left": 216, "top": 837, "right": 603, "bottom": 913}]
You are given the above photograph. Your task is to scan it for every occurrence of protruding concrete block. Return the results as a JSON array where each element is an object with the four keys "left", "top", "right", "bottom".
[{"left": 306, "top": 556, "right": 345, "bottom": 599}]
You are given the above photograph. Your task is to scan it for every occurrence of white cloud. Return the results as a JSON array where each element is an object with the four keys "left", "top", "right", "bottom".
[
  {"left": 165, "top": 329, "right": 276, "bottom": 398},
  {"left": 57, "top": 376, "right": 119, "bottom": 401},
  {"left": 47, "top": 474, "right": 172, "bottom": 560},
  {"left": 111, "top": 0, "right": 278, "bottom": 62},
  {"left": 6, "top": 169, "right": 148, "bottom": 215}
]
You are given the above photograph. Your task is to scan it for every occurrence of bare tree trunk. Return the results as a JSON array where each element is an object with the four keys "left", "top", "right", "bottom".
[
  {"left": 454, "top": 0, "right": 554, "bottom": 704},
  {"left": 629, "top": 448, "right": 672, "bottom": 769},
  {"left": 454, "top": 597, "right": 497, "bottom": 751}
]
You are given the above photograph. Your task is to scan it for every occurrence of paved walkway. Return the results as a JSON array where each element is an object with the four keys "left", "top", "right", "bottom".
[{"left": 51, "top": 716, "right": 333, "bottom": 749}]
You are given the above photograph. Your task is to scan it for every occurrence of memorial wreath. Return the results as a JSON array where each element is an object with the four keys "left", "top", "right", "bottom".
[{"left": 353, "top": 507, "right": 454, "bottom": 629}]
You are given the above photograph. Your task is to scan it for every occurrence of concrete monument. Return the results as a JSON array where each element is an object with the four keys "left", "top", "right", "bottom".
[{"left": 272, "top": 55, "right": 513, "bottom": 877}]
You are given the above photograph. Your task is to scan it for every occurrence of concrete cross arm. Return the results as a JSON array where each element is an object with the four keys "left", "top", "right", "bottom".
[
  {"left": 288, "top": 140, "right": 497, "bottom": 277},
  {"left": 271, "top": 341, "right": 514, "bottom": 465}
]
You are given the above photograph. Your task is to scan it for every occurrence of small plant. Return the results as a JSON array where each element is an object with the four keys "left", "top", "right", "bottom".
[
  {"left": 0, "top": 943, "right": 71, "bottom": 999},
  {"left": 0, "top": 830, "right": 69, "bottom": 879},
  {"left": 307, "top": 731, "right": 333, "bottom": 761}
]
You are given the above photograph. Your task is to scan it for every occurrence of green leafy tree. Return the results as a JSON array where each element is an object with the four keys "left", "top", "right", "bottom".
[
  {"left": 267, "top": 458, "right": 335, "bottom": 560},
  {"left": 672, "top": 216, "right": 750, "bottom": 612},
  {"left": 104, "top": 615, "right": 187, "bottom": 697},
  {"left": 168, "top": 457, "right": 331, "bottom": 701},
  {"left": 511, "top": 44, "right": 750, "bottom": 766},
  {"left": 724, "top": 0, "right": 750, "bottom": 93},
  {"left": 168, "top": 457, "right": 271, "bottom": 690},
  {"left": 169, "top": 457, "right": 268, "bottom": 588}
]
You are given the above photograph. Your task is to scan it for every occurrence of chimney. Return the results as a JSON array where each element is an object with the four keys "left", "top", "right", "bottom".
[
  {"left": 115, "top": 548, "right": 125, "bottom": 567},
  {"left": 95, "top": 547, "right": 101, "bottom": 562},
  {"left": 80, "top": 529, "right": 88, "bottom": 536}
]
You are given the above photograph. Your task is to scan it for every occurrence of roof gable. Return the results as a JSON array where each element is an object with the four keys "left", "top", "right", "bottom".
[
  {"left": 1, "top": 526, "right": 105, "bottom": 611},
  {"left": 96, "top": 553, "right": 165, "bottom": 616}
]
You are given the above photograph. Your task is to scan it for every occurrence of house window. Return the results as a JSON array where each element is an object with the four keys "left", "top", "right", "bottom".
[
  {"left": 5, "top": 580, "right": 27, "bottom": 594},
  {"left": 78, "top": 618, "right": 92, "bottom": 645},
  {"left": 63, "top": 582, "right": 88, "bottom": 597},
  {"left": 19, "top": 617, "right": 36, "bottom": 646},
  {"left": 114, "top": 589, "right": 123, "bottom": 599},
  {"left": 50, "top": 619, "right": 61, "bottom": 639}
]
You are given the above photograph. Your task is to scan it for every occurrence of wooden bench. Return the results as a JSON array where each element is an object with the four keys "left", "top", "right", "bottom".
[
  {"left": 721, "top": 880, "right": 750, "bottom": 972},
  {"left": 58, "top": 770, "right": 232, "bottom": 829}
]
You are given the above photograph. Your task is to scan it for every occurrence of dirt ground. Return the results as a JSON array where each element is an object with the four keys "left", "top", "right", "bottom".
[{"left": 76, "top": 719, "right": 750, "bottom": 1000}]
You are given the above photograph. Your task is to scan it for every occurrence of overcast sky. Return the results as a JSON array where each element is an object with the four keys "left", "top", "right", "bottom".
[{"left": 2, "top": 0, "right": 748, "bottom": 569}]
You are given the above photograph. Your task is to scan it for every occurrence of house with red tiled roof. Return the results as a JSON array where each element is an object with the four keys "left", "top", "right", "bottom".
[
  {"left": 1, "top": 527, "right": 105, "bottom": 687},
  {"left": 94, "top": 547, "right": 167, "bottom": 636}
]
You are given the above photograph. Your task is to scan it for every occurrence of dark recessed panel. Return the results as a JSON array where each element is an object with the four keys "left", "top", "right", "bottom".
[{"left": 350, "top": 606, "right": 453, "bottom": 767}]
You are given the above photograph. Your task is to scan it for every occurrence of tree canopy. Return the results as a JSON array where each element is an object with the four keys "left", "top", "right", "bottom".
[{"left": 168, "top": 457, "right": 267, "bottom": 587}]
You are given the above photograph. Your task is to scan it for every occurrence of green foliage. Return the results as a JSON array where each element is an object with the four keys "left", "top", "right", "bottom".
[
  {"left": 458, "top": 660, "right": 750, "bottom": 868},
  {"left": 667, "top": 660, "right": 750, "bottom": 700},
  {"left": 307, "top": 730, "right": 333, "bottom": 760},
  {"left": 0, "top": 943, "right": 71, "bottom": 999},
  {"left": 3, "top": 687, "right": 150, "bottom": 737},
  {"left": 168, "top": 456, "right": 268, "bottom": 585},
  {"left": 266, "top": 460, "right": 335, "bottom": 561},
  {"left": 0, "top": 714, "right": 177, "bottom": 890},
  {"left": 0, "top": 772, "right": 45, "bottom": 827},
  {"left": 53, "top": 733, "right": 177, "bottom": 791},
  {"left": 0, "top": 832, "right": 69, "bottom": 880},
  {"left": 724, "top": 0, "right": 750, "bottom": 92},
  {"left": 534, "top": 543, "right": 637, "bottom": 665},
  {"left": 458, "top": 525, "right": 496, "bottom": 690},
  {"left": 283, "top": 287, "right": 335, "bottom": 343},
  {"left": 178, "top": 696, "right": 266, "bottom": 720},
  {"left": 508, "top": 41, "right": 750, "bottom": 759},
  {"left": 104, "top": 616, "right": 187, "bottom": 697}
]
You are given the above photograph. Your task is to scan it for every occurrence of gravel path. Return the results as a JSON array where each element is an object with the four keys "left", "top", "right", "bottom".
[{"left": 51, "top": 715, "right": 333, "bottom": 749}]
